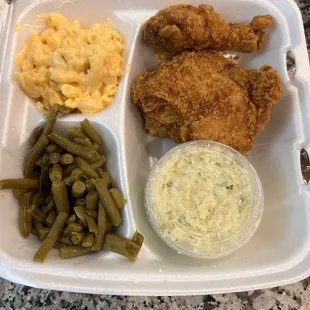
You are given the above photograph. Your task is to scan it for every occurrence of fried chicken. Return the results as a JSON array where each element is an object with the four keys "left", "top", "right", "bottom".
[
  {"left": 144, "top": 4, "right": 273, "bottom": 53},
  {"left": 131, "top": 51, "right": 283, "bottom": 154}
]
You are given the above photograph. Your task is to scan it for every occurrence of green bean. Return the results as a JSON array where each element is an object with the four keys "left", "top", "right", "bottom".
[
  {"left": 59, "top": 106, "right": 73, "bottom": 115},
  {"left": 74, "top": 157, "right": 98, "bottom": 179},
  {"left": 85, "top": 190, "right": 98, "bottom": 210},
  {"left": 39, "top": 154, "right": 50, "bottom": 205},
  {"left": 103, "top": 234, "right": 141, "bottom": 262},
  {"left": 85, "top": 179, "right": 95, "bottom": 192},
  {"left": 24, "top": 135, "right": 50, "bottom": 178},
  {"left": 33, "top": 220, "right": 43, "bottom": 233},
  {"left": 74, "top": 206, "right": 87, "bottom": 227},
  {"left": 0, "top": 179, "right": 39, "bottom": 190},
  {"left": 92, "top": 201, "right": 109, "bottom": 250},
  {"left": 74, "top": 137, "right": 92, "bottom": 147},
  {"left": 49, "top": 164, "right": 63, "bottom": 182},
  {"left": 19, "top": 192, "right": 32, "bottom": 238},
  {"left": 71, "top": 180, "right": 86, "bottom": 199},
  {"left": 71, "top": 231, "right": 86, "bottom": 245},
  {"left": 63, "top": 174, "right": 79, "bottom": 186},
  {"left": 33, "top": 212, "right": 68, "bottom": 263},
  {"left": 92, "top": 143, "right": 101, "bottom": 153},
  {"left": 86, "top": 210, "right": 97, "bottom": 219},
  {"left": 38, "top": 227, "right": 50, "bottom": 240},
  {"left": 59, "top": 245, "right": 95, "bottom": 259},
  {"left": 62, "top": 163, "right": 77, "bottom": 178},
  {"left": 35, "top": 157, "right": 43, "bottom": 168},
  {"left": 54, "top": 243, "right": 66, "bottom": 250},
  {"left": 63, "top": 223, "right": 83, "bottom": 237},
  {"left": 41, "top": 104, "right": 59, "bottom": 137},
  {"left": 48, "top": 132, "right": 100, "bottom": 163},
  {"left": 81, "top": 119, "right": 103, "bottom": 146},
  {"left": 46, "top": 144, "right": 63, "bottom": 154},
  {"left": 84, "top": 213, "right": 98, "bottom": 235},
  {"left": 67, "top": 128, "right": 87, "bottom": 139},
  {"left": 92, "top": 178, "right": 121, "bottom": 227},
  {"left": 45, "top": 210, "right": 57, "bottom": 227},
  {"left": 90, "top": 155, "right": 107, "bottom": 170},
  {"left": 109, "top": 188, "right": 126, "bottom": 209},
  {"left": 13, "top": 189, "right": 29, "bottom": 199},
  {"left": 41, "top": 198, "right": 55, "bottom": 214},
  {"left": 28, "top": 204, "right": 47, "bottom": 223},
  {"left": 75, "top": 198, "right": 86, "bottom": 206},
  {"left": 31, "top": 228, "right": 38, "bottom": 235},
  {"left": 66, "top": 214, "right": 77, "bottom": 224},
  {"left": 58, "top": 235, "right": 72, "bottom": 246},
  {"left": 45, "top": 195, "right": 53, "bottom": 204},
  {"left": 49, "top": 153, "right": 60, "bottom": 164},
  {"left": 97, "top": 170, "right": 113, "bottom": 188},
  {"left": 132, "top": 232, "right": 144, "bottom": 248},
  {"left": 33, "top": 126, "right": 43, "bottom": 144},
  {"left": 60, "top": 153, "right": 74, "bottom": 165},
  {"left": 52, "top": 181, "right": 70, "bottom": 213},
  {"left": 82, "top": 232, "right": 95, "bottom": 248},
  {"left": 71, "top": 168, "right": 83, "bottom": 177}
]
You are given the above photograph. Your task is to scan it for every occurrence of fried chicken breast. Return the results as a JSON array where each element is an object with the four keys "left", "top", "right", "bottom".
[
  {"left": 144, "top": 4, "right": 273, "bottom": 53},
  {"left": 131, "top": 51, "right": 283, "bottom": 154}
]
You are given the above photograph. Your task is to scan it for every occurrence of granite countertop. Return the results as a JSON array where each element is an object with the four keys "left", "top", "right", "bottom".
[{"left": 1, "top": 1, "right": 310, "bottom": 309}]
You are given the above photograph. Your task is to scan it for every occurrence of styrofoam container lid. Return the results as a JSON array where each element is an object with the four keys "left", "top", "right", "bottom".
[{"left": 145, "top": 141, "right": 264, "bottom": 259}]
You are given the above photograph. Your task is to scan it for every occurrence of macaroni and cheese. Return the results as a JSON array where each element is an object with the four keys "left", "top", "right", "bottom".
[{"left": 16, "top": 13, "right": 124, "bottom": 114}]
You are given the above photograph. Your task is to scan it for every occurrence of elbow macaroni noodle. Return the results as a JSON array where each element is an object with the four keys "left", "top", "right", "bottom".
[{"left": 16, "top": 13, "right": 124, "bottom": 114}]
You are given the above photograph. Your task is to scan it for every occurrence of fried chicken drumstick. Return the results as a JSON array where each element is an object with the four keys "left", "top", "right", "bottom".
[
  {"left": 144, "top": 4, "right": 273, "bottom": 53},
  {"left": 131, "top": 51, "right": 283, "bottom": 154}
]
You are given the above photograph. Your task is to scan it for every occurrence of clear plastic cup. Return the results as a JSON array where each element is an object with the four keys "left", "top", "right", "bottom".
[{"left": 145, "top": 141, "right": 264, "bottom": 259}]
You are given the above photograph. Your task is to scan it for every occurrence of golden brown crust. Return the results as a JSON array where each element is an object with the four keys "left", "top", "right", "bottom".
[
  {"left": 131, "top": 51, "right": 283, "bottom": 154},
  {"left": 143, "top": 4, "right": 274, "bottom": 53}
]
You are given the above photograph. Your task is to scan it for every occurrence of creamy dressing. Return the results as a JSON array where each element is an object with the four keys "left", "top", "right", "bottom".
[{"left": 149, "top": 148, "right": 253, "bottom": 255}]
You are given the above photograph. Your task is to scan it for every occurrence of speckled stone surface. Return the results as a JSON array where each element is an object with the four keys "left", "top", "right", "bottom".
[{"left": 1, "top": 1, "right": 310, "bottom": 309}]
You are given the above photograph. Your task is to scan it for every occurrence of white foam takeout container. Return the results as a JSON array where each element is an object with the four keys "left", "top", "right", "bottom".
[{"left": 0, "top": 0, "right": 310, "bottom": 296}]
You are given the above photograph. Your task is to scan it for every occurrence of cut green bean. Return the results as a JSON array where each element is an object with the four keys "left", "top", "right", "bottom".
[
  {"left": 74, "top": 157, "right": 98, "bottom": 179},
  {"left": 60, "top": 153, "right": 74, "bottom": 165},
  {"left": 75, "top": 198, "right": 86, "bottom": 206},
  {"left": 82, "top": 232, "right": 95, "bottom": 248},
  {"left": 62, "top": 163, "right": 77, "bottom": 178},
  {"left": 92, "top": 178, "right": 121, "bottom": 227},
  {"left": 48, "top": 132, "right": 100, "bottom": 163},
  {"left": 19, "top": 192, "right": 32, "bottom": 238},
  {"left": 49, "top": 152, "right": 60, "bottom": 164},
  {"left": 74, "top": 137, "right": 92, "bottom": 147},
  {"left": 39, "top": 154, "right": 50, "bottom": 205},
  {"left": 66, "top": 214, "right": 77, "bottom": 224},
  {"left": 90, "top": 155, "right": 107, "bottom": 170},
  {"left": 71, "top": 231, "right": 86, "bottom": 245},
  {"left": 46, "top": 144, "right": 63, "bottom": 154},
  {"left": 13, "top": 189, "right": 29, "bottom": 199},
  {"left": 85, "top": 179, "right": 95, "bottom": 192},
  {"left": 45, "top": 210, "right": 57, "bottom": 227},
  {"left": 49, "top": 164, "right": 63, "bottom": 182},
  {"left": 97, "top": 170, "right": 112, "bottom": 188},
  {"left": 63, "top": 223, "right": 83, "bottom": 237},
  {"left": 28, "top": 204, "right": 47, "bottom": 223},
  {"left": 58, "top": 235, "right": 72, "bottom": 246},
  {"left": 33, "top": 212, "right": 68, "bottom": 263},
  {"left": 33, "top": 126, "right": 44, "bottom": 144},
  {"left": 74, "top": 205, "right": 87, "bottom": 227},
  {"left": 52, "top": 181, "right": 70, "bottom": 213},
  {"left": 67, "top": 128, "right": 86, "bottom": 139},
  {"left": 59, "top": 106, "right": 73, "bottom": 115},
  {"left": 71, "top": 180, "right": 86, "bottom": 199},
  {"left": 71, "top": 168, "right": 83, "bottom": 177},
  {"left": 63, "top": 174, "right": 79, "bottom": 186},
  {"left": 132, "top": 232, "right": 144, "bottom": 248},
  {"left": 60, "top": 245, "right": 95, "bottom": 259},
  {"left": 86, "top": 210, "right": 97, "bottom": 219},
  {"left": 0, "top": 179, "right": 39, "bottom": 190},
  {"left": 38, "top": 227, "right": 50, "bottom": 240},
  {"left": 81, "top": 119, "right": 103, "bottom": 146},
  {"left": 103, "top": 234, "right": 141, "bottom": 262},
  {"left": 54, "top": 243, "right": 66, "bottom": 250},
  {"left": 109, "top": 188, "right": 126, "bottom": 209},
  {"left": 92, "top": 201, "right": 109, "bottom": 250},
  {"left": 85, "top": 190, "right": 98, "bottom": 210},
  {"left": 84, "top": 213, "right": 98, "bottom": 235},
  {"left": 92, "top": 143, "right": 101, "bottom": 153},
  {"left": 45, "top": 195, "right": 53, "bottom": 204},
  {"left": 33, "top": 220, "right": 43, "bottom": 233},
  {"left": 41, "top": 198, "right": 55, "bottom": 214},
  {"left": 41, "top": 104, "right": 59, "bottom": 137}
]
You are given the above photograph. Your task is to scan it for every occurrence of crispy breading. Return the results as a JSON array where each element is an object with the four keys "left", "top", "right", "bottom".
[
  {"left": 131, "top": 51, "right": 283, "bottom": 154},
  {"left": 144, "top": 4, "right": 273, "bottom": 53}
]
